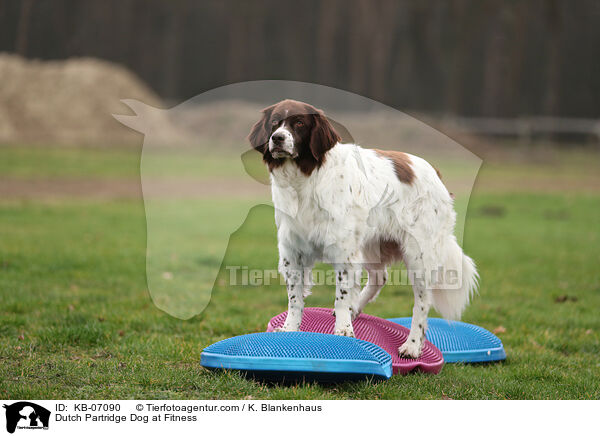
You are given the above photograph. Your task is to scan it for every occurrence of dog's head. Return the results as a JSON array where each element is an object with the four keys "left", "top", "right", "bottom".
[{"left": 247, "top": 99, "right": 340, "bottom": 174}]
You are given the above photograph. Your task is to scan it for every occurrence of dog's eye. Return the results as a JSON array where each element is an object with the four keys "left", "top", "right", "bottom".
[
  {"left": 271, "top": 119, "right": 280, "bottom": 126},
  {"left": 295, "top": 120, "right": 304, "bottom": 127}
]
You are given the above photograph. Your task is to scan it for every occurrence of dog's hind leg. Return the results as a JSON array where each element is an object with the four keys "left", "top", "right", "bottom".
[
  {"left": 398, "top": 277, "right": 432, "bottom": 359},
  {"left": 356, "top": 265, "right": 387, "bottom": 317},
  {"left": 398, "top": 237, "right": 432, "bottom": 359}
]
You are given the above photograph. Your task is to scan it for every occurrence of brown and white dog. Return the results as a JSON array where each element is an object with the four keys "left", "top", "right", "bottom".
[{"left": 248, "top": 99, "right": 478, "bottom": 358}]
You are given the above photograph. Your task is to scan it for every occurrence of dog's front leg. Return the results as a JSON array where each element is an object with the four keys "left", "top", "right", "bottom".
[
  {"left": 275, "top": 248, "right": 312, "bottom": 332},
  {"left": 332, "top": 262, "right": 362, "bottom": 337}
]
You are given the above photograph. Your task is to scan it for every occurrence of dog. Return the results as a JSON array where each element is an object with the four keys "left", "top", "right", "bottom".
[{"left": 248, "top": 99, "right": 478, "bottom": 358}]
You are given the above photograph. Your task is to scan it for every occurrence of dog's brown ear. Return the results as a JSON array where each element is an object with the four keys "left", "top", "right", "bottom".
[
  {"left": 309, "top": 110, "right": 341, "bottom": 163},
  {"left": 247, "top": 104, "right": 275, "bottom": 154},
  {"left": 327, "top": 117, "right": 353, "bottom": 144}
]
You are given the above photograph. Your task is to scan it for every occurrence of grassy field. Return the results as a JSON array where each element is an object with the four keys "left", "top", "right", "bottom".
[{"left": 1, "top": 144, "right": 599, "bottom": 399}]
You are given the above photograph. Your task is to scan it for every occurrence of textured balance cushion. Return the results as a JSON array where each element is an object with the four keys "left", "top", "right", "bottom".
[
  {"left": 201, "top": 331, "right": 393, "bottom": 382},
  {"left": 267, "top": 308, "right": 444, "bottom": 374},
  {"left": 387, "top": 317, "right": 506, "bottom": 363}
]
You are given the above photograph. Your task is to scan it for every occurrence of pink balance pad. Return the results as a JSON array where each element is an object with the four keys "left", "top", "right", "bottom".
[{"left": 267, "top": 307, "right": 444, "bottom": 375}]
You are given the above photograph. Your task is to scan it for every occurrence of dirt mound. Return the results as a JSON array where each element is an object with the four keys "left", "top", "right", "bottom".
[{"left": 0, "top": 53, "right": 162, "bottom": 145}]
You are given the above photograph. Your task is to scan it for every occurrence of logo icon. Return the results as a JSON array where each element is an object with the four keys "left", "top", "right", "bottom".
[{"left": 3, "top": 402, "right": 50, "bottom": 434}]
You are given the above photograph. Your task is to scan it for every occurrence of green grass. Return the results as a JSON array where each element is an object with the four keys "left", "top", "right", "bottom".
[
  {"left": 1, "top": 146, "right": 599, "bottom": 399},
  {"left": 0, "top": 144, "right": 265, "bottom": 180}
]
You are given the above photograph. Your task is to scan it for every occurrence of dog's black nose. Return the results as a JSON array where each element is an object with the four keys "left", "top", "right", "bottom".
[{"left": 271, "top": 132, "right": 285, "bottom": 143}]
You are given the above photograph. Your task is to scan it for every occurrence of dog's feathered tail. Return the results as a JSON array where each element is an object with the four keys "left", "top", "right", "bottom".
[{"left": 430, "top": 235, "right": 479, "bottom": 320}]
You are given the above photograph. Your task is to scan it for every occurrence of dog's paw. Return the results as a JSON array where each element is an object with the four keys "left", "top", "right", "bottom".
[
  {"left": 398, "top": 340, "right": 422, "bottom": 359},
  {"left": 334, "top": 325, "right": 355, "bottom": 337}
]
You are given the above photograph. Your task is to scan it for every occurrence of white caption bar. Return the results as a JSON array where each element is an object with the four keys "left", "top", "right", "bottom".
[{"left": 0, "top": 400, "right": 596, "bottom": 436}]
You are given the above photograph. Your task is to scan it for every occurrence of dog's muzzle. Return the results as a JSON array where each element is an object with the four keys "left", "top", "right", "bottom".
[{"left": 269, "top": 128, "right": 296, "bottom": 158}]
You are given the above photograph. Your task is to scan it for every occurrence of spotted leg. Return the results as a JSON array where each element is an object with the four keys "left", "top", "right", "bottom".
[
  {"left": 399, "top": 284, "right": 431, "bottom": 358},
  {"left": 274, "top": 247, "right": 312, "bottom": 332},
  {"left": 332, "top": 263, "right": 362, "bottom": 337},
  {"left": 398, "top": 249, "right": 431, "bottom": 358}
]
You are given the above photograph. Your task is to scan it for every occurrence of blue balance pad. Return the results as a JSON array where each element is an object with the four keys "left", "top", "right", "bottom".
[
  {"left": 387, "top": 318, "right": 506, "bottom": 363},
  {"left": 201, "top": 331, "right": 393, "bottom": 382}
]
